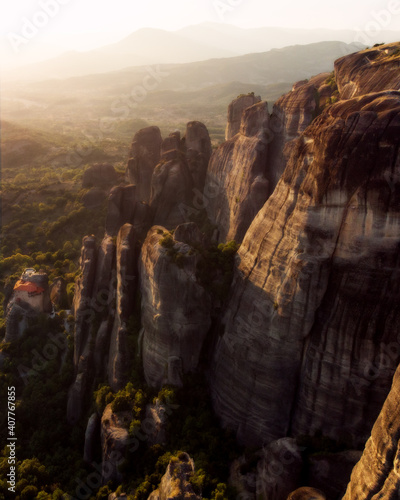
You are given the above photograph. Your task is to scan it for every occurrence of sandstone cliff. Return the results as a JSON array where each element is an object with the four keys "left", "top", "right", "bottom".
[
  {"left": 108, "top": 223, "right": 139, "bottom": 391},
  {"left": 268, "top": 72, "right": 334, "bottom": 190},
  {"left": 210, "top": 90, "right": 400, "bottom": 447},
  {"left": 343, "top": 363, "right": 400, "bottom": 499},
  {"left": 101, "top": 404, "right": 130, "bottom": 484},
  {"left": 126, "top": 126, "right": 162, "bottom": 204},
  {"left": 150, "top": 151, "right": 195, "bottom": 230},
  {"left": 335, "top": 42, "right": 400, "bottom": 100},
  {"left": 225, "top": 93, "right": 261, "bottom": 140},
  {"left": 140, "top": 225, "right": 211, "bottom": 387},
  {"left": 105, "top": 184, "right": 152, "bottom": 238},
  {"left": 205, "top": 100, "right": 270, "bottom": 243}
]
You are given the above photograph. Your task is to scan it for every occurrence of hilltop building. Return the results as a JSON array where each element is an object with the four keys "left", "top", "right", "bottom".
[{"left": 13, "top": 269, "right": 52, "bottom": 313}]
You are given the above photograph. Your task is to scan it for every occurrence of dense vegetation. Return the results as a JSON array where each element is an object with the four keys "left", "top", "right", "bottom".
[{"left": 0, "top": 117, "right": 243, "bottom": 499}]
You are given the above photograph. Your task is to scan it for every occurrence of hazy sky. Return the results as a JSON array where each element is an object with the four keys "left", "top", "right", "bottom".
[{"left": 1, "top": 0, "right": 400, "bottom": 67}]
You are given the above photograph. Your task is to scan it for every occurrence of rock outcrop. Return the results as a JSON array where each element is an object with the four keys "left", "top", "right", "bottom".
[
  {"left": 144, "top": 400, "right": 168, "bottom": 446},
  {"left": 148, "top": 452, "right": 201, "bottom": 500},
  {"left": 210, "top": 90, "right": 400, "bottom": 447},
  {"left": 225, "top": 93, "right": 261, "bottom": 140},
  {"left": 126, "top": 126, "right": 162, "bottom": 203},
  {"left": 287, "top": 487, "right": 326, "bottom": 500},
  {"left": 343, "top": 363, "right": 400, "bottom": 499},
  {"left": 268, "top": 72, "right": 334, "bottom": 190},
  {"left": 150, "top": 121, "right": 212, "bottom": 229},
  {"left": 82, "top": 163, "right": 119, "bottom": 189},
  {"left": 100, "top": 404, "right": 130, "bottom": 484},
  {"left": 335, "top": 42, "right": 400, "bottom": 100},
  {"left": 105, "top": 184, "right": 152, "bottom": 238},
  {"left": 67, "top": 236, "right": 98, "bottom": 424},
  {"left": 84, "top": 413, "right": 100, "bottom": 464},
  {"left": 108, "top": 224, "right": 138, "bottom": 391},
  {"left": 185, "top": 121, "right": 212, "bottom": 193},
  {"left": 150, "top": 151, "right": 194, "bottom": 230},
  {"left": 49, "top": 277, "right": 68, "bottom": 309},
  {"left": 4, "top": 301, "right": 36, "bottom": 343},
  {"left": 140, "top": 226, "right": 211, "bottom": 387},
  {"left": 205, "top": 100, "right": 270, "bottom": 243},
  {"left": 162, "top": 131, "right": 181, "bottom": 154}
]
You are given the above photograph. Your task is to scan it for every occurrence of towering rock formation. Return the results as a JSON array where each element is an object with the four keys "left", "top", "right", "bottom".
[
  {"left": 150, "top": 151, "right": 194, "bottom": 230},
  {"left": 268, "top": 72, "right": 334, "bottom": 190},
  {"left": 335, "top": 43, "right": 400, "bottom": 100},
  {"left": 105, "top": 184, "right": 152, "bottom": 238},
  {"left": 343, "top": 363, "right": 400, "bottom": 499},
  {"left": 210, "top": 90, "right": 400, "bottom": 447},
  {"left": 108, "top": 224, "right": 139, "bottom": 391},
  {"left": 185, "top": 121, "right": 212, "bottom": 193},
  {"left": 82, "top": 163, "right": 119, "bottom": 189},
  {"left": 225, "top": 93, "right": 261, "bottom": 140},
  {"left": 140, "top": 226, "right": 211, "bottom": 387},
  {"left": 100, "top": 404, "right": 130, "bottom": 484},
  {"left": 150, "top": 122, "right": 212, "bottom": 229},
  {"left": 68, "top": 235, "right": 98, "bottom": 423},
  {"left": 205, "top": 100, "right": 270, "bottom": 243},
  {"left": 126, "top": 126, "right": 162, "bottom": 204}
]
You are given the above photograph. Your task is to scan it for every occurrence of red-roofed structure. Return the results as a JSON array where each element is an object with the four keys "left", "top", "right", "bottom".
[
  {"left": 12, "top": 270, "right": 50, "bottom": 312},
  {"left": 14, "top": 280, "right": 45, "bottom": 295}
]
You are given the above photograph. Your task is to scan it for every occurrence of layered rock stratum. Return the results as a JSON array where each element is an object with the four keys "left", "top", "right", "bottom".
[
  {"left": 343, "top": 363, "right": 400, "bottom": 498},
  {"left": 140, "top": 226, "right": 211, "bottom": 387},
  {"left": 205, "top": 100, "right": 270, "bottom": 243},
  {"left": 210, "top": 89, "right": 400, "bottom": 447}
]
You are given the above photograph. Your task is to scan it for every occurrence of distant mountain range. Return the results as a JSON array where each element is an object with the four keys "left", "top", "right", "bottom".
[{"left": 4, "top": 22, "right": 398, "bottom": 81}]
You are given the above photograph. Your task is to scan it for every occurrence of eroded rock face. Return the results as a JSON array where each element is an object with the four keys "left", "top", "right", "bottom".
[
  {"left": 4, "top": 302, "right": 35, "bottom": 343},
  {"left": 211, "top": 91, "right": 400, "bottom": 447},
  {"left": 225, "top": 93, "right": 262, "bottom": 140},
  {"left": 126, "top": 126, "right": 162, "bottom": 203},
  {"left": 72, "top": 235, "right": 97, "bottom": 367},
  {"left": 335, "top": 42, "right": 400, "bottom": 100},
  {"left": 140, "top": 226, "right": 211, "bottom": 388},
  {"left": 105, "top": 185, "right": 152, "bottom": 238},
  {"left": 84, "top": 413, "right": 100, "bottom": 464},
  {"left": 49, "top": 277, "right": 68, "bottom": 308},
  {"left": 162, "top": 131, "right": 181, "bottom": 154},
  {"left": 108, "top": 224, "right": 138, "bottom": 391},
  {"left": 68, "top": 235, "right": 117, "bottom": 423},
  {"left": 144, "top": 400, "right": 168, "bottom": 446},
  {"left": 100, "top": 404, "right": 130, "bottom": 484},
  {"left": 185, "top": 121, "right": 212, "bottom": 193},
  {"left": 150, "top": 153, "right": 194, "bottom": 230},
  {"left": 205, "top": 100, "right": 270, "bottom": 243},
  {"left": 268, "top": 73, "right": 333, "bottom": 190},
  {"left": 82, "top": 163, "right": 119, "bottom": 189},
  {"left": 343, "top": 363, "right": 400, "bottom": 499},
  {"left": 148, "top": 452, "right": 201, "bottom": 500}
]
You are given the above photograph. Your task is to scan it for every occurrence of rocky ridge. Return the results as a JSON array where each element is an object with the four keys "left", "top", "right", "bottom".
[{"left": 48, "top": 41, "right": 400, "bottom": 498}]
